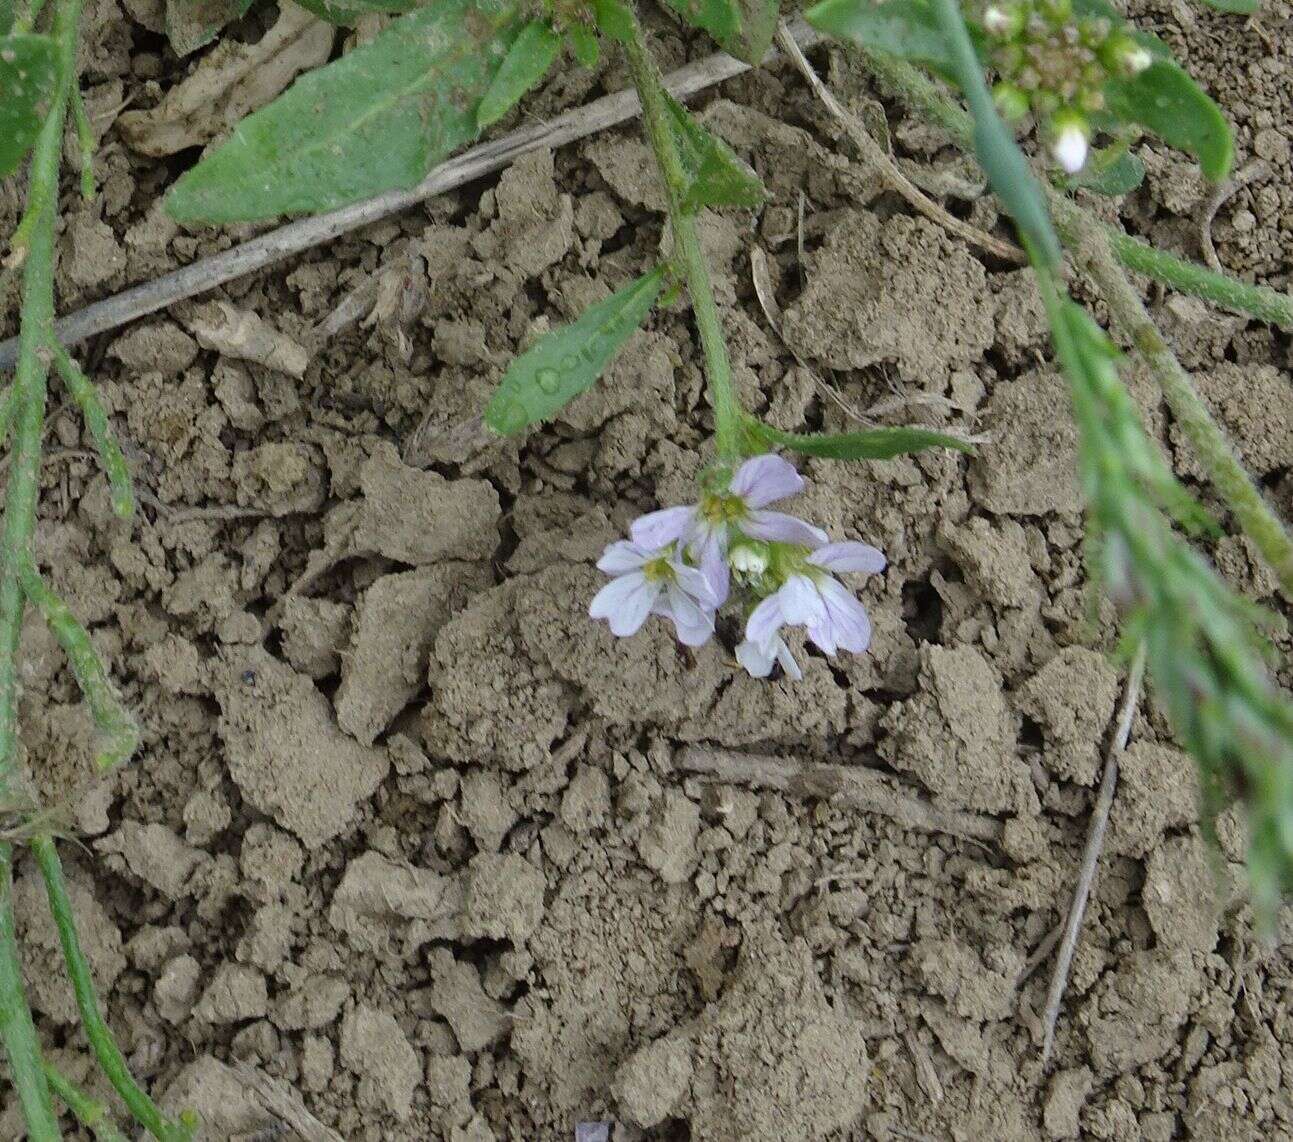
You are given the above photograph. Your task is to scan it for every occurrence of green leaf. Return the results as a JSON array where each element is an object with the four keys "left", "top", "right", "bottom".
[
  {"left": 1067, "top": 148, "right": 1145, "bottom": 196},
  {"left": 290, "top": 0, "right": 422, "bottom": 24},
  {"left": 0, "top": 34, "right": 59, "bottom": 178},
  {"left": 661, "top": 0, "right": 779, "bottom": 64},
  {"left": 477, "top": 19, "right": 560, "bottom": 130},
  {"left": 741, "top": 416, "right": 975, "bottom": 460},
  {"left": 1105, "top": 60, "right": 1232, "bottom": 181},
  {"left": 486, "top": 268, "right": 666, "bottom": 434},
  {"left": 567, "top": 23, "right": 600, "bottom": 67},
  {"left": 590, "top": 0, "right": 635, "bottom": 42},
  {"left": 0, "top": 1, "right": 13, "bottom": 34},
  {"left": 165, "top": 0, "right": 256, "bottom": 55},
  {"left": 1194, "top": 0, "right": 1258, "bottom": 12},
  {"left": 663, "top": 92, "right": 765, "bottom": 211},
  {"left": 807, "top": 0, "right": 956, "bottom": 73},
  {"left": 166, "top": 0, "right": 526, "bottom": 223}
]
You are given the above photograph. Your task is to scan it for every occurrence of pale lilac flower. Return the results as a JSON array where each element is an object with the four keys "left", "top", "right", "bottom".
[
  {"left": 736, "top": 541, "right": 886, "bottom": 677},
  {"left": 630, "top": 454, "right": 827, "bottom": 602},
  {"left": 589, "top": 539, "right": 719, "bottom": 647}
]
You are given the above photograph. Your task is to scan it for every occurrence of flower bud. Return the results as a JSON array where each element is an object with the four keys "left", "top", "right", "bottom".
[
  {"left": 1105, "top": 32, "right": 1153, "bottom": 76},
  {"left": 729, "top": 542, "right": 769, "bottom": 576},
  {"left": 993, "top": 82, "right": 1031, "bottom": 121},
  {"left": 1050, "top": 111, "right": 1090, "bottom": 173},
  {"left": 983, "top": 2, "right": 1025, "bottom": 37}
]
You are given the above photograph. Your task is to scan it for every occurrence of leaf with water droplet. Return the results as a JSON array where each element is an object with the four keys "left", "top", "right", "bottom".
[
  {"left": 1105, "top": 60, "right": 1232, "bottom": 181},
  {"left": 663, "top": 92, "right": 765, "bottom": 212},
  {"left": 740, "top": 415, "right": 976, "bottom": 460},
  {"left": 477, "top": 18, "right": 561, "bottom": 131},
  {"left": 165, "top": 0, "right": 527, "bottom": 223},
  {"left": 0, "top": 34, "right": 59, "bottom": 179},
  {"left": 485, "top": 267, "right": 666, "bottom": 435}
]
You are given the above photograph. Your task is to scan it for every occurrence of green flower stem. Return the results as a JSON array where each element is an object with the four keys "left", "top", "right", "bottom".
[
  {"left": 46, "top": 338, "right": 134, "bottom": 520},
  {"left": 43, "top": 1060, "right": 129, "bottom": 1142},
  {"left": 0, "top": 844, "right": 62, "bottom": 1142},
  {"left": 623, "top": 17, "right": 742, "bottom": 461},
  {"left": 70, "top": 85, "right": 96, "bottom": 202},
  {"left": 850, "top": 46, "right": 1293, "bottom": 597},
  {"left": 18, "top": 560, "right": 138, "bottom": 771},
  {"left": 854, "top": 47, "right": 1293, "bottom": 329},
  {"left": 30, "top": 836, "right": 192, "bottom": 1142},
  {"left": 1057, "top": 205, "right": 1293, "bottom": 599},
  {"left": 0, "top": 387, "right": 16, "bottom": 448}
]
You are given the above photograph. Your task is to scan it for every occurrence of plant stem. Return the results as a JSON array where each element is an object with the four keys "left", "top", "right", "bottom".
[
  {"left": 30, "top": 836, "right": 191, "bottom": 1142},
  {"left": 1058, "top": 206, "right": 1293, "bottom": 599},
  {"left": 43, "top": 1060, "right": 129, "bottom": 1142},
  {"left": 0, "top": 844, "right": 62, "bottom": 1141},
  {"left": 854, "top": 47, "right": 1293, "bottom": 329},
  {"left": 623, "top": 17, "right": 742, "bottom": 461}
]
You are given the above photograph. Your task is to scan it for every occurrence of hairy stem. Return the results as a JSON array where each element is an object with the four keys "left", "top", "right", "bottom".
[
  {"left": 623, "top": 18, "right": 742, "bottom": 461},
  {"left": 854, "top": 47, "right": 1293, "bottom": 328},
  {"left": 30, "top": 836, "right": 191, "bottom": 1142},
  {"left": 43, "top": 1060, "right": 128, "bottom": 1142},
  {"left": 0, "top": 845, "right": 62, "bottom": 1141},
  {"left": 1057, "top": 205, "right": 1293, "bottom": 599}
]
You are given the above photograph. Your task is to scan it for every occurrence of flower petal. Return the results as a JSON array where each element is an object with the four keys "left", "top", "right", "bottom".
[
  {"left": 596, "top": 540, "right": 652, "bottom": 575},
  {"left": 660, "top": 584, "right": 715, "bottom": 647},
  {"left": 742, "top": 510, "right": 829, "bottom": 548},
  {"left": 630, "top": 505, "right": 696, "bottom": 549},
  {"left": 589, "top": 573, "right": 661, "bottom": 637},
  {"left": 672, "top": 561, "right": 720, "bottom": 610},
  {"left": 745, "top": 594, "right": 785, "bottom": 646},
  {"left": 808, "top": 541, "right": 887, "bottom": 575},
  {"left": 777, "top": 574, "right": 828, "bottom": 629},
  {"left": 730, "top": 454, "right": 804, "bottom": 508},
  {"left": 693, "top": 527, "right": 730, "bottom": 605},
  {"left": 735, "top": 637, "right": 777, "bottom": 678},
  {"left": 775, "top": 638, "right": 803, "bottom": 681},
  {"left": 814, "top": 576, "right": 873, "bottom": 654}
]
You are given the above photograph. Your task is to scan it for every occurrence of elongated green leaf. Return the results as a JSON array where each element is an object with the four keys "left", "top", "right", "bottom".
[
  {"left": 742, "top": 416, "right": 975, "bottom": 460},
  {"left": 1, "top": 1, "right": 13, "bottom": 34},
  {"left": 166, "top": 0, "right": 256, "bottom": 55},
  {"left": 664, "top": 93, "right": 765, "bottom": 211},
  {"left": 590, "top": 0, "right": 635, "bottom": 42},
  {"left": 661, "top": 0, "right": 779, "bottom": 64},
  {"left": 477, "top": 19, "right": 560, "bottom": 130},
  {"left": 0, "top": 34, "right": 59, "bottom": 178},
  {"left": 1105, "top": 60, "right": 1232, "bottom": 181},
  {"left": 291, "top": 0, "right": 422, "bottom": 24},
  {"left": 486, "top": 269, "right": 666, "bottom": 434},
  {"left": 1194, "top": 0, "right": 1258, "bottom": 11},
  {"left": 166, "top": 0, "right": 526, "bottom": 223},
  {"left": 567, "top": 23, "right": 600, "bottom": 67},
  {"left": 807, "top": 0, "right": 955, "bottom": 72}
]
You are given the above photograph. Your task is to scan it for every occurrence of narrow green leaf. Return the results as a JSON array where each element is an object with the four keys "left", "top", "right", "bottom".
[
  {"left": 1067, "top": 148, "right": 1145, "bottom": 197},
  {"left": 166, "top": 0, "right": 526, "bottom": 223},
  {"left": 567, "top": 23, "right": 600, "bottom": 67},
  {"left": 290, "top": 0, "right": 422, "bottom": 25},
  {"left": 486, "top": 268, "right": 666, "bottom": 434},
  {"left": 807, "top": 0, "right": 955, "bottom": 73},
  {"left": 0, "top": 1, "right": 13, "bottom": 34},
  {"left": 1194, "top": 0, "right": 1258, "bottom": 12},
  {"left": 1105, "top": 60, "right": 1233, "bottom": 181},
  {"left": 0, "top": 34, "right": 59, "bottom": 178},
  {"left": 590, "top": 0, "right": 635, "bottom": 43},
  {"left": 742, "top": 416, "right": 975, "bottom": 460},
  {"left": 661, "top": 0, "right": 779, "bottom": 64},
  {"left": 663, "top": 92, "right": 765, "bottom": 211},
  {"left": 165, "top": 0, "right": 255, "bottom": 55},
  {"left": 477, "top": 19, "right": 560, "bottom": 130}
]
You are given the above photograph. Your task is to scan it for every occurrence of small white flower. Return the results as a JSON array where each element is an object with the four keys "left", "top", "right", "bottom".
[
  {"left": 983, "top": 5, "right": 1015, "bottom": 34},
  {"left": 1052, "top": 122, "right": 1090, "bottom": 174}
]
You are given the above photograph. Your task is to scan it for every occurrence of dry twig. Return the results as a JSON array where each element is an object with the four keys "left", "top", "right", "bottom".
[
  {"left": 676, "top": 746, "right": 1002, "bottom": 844},
  {"left": 1039, "top": 644, "right": 1146, "bottom": 1066}
]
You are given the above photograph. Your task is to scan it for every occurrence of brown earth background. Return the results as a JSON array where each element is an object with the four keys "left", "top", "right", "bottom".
[{"left": 1, "top": 0, "right": 1292, "bottom": 1138}]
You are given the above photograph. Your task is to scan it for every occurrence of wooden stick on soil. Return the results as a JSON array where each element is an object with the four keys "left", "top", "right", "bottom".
[
  {"left": 0, "top": 22, "right": 824, "bottom": 372},
  {"left": 773, "top": 22, "right": 1026, "bottom": 265},
  {"left": 1038, "top": 644, "right": 1146, "bottom": 1066},
  {"left": 676, "top": 746, "right": 1003, "bottom": 844}
]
